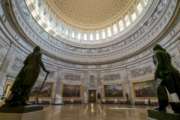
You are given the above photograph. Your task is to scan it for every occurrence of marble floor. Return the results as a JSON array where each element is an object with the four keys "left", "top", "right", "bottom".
[{"left": 43, "top": 104, "right": 152, "bottom": 120}]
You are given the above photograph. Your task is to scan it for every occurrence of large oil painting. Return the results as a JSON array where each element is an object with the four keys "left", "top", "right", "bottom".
[
  {"left": 104, "top": 84, "right": 123, "bottom": 97},
  {"left": 30, "top": 82, "right": 54, "bottom": 98},
  {"left": 62, "top": 84, "right": 81, "bottom": 97},
  {"left": 133, "top": 80, "right": 156, "bottom": 98}
]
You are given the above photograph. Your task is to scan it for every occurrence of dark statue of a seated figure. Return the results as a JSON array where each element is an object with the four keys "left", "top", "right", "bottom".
[
  {"left": 2, "top": 46, "right": 49, "bottom": 107},
  {"left": 153, "top": 44, "right": 180, "bottom": 113}
]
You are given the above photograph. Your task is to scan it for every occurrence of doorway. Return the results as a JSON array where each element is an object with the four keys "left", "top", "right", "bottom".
[{"left": 88, "top": 90, "right": 96, "bottom": 103}]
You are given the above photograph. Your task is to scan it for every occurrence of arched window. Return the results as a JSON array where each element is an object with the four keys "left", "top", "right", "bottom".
[
  {"left": 96, "top": 31, "right": 100, "bottom": 40},
  {"left": 84, "top": 33, "right": 88, "bottom": 40},
  {"left": 118, "top": 20, "right": 124, "bottom": 31},
  {"left": 131, "top": 12, "right": 137, "bottom": 21},
  {"left": 125, "top": 15, "right": 131, "bottom": 27},
  {"left": 113, "top": 24, "right": 118, "bottom": 34},
  {"left": 137, "top": 3, "right": 143, "bottom": 14},
  {"left": 107, "top": 27, "right": 112, "bottom": 37},
  {"left": 90, "top": 33, "right": 93, "bottom": 40},
  {"left": 77, "top": 32, "right": 81, "bottom": 40},
  {"left": 71, "top": 31, "right": 75, "bottom": 38},
  {"left": 102, "top": 29, "right": 106, "bottom": 39}
]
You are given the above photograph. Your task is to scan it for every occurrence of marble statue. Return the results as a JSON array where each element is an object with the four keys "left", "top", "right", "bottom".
[
  {"left": 3, "top": 46, "right": 49, "bottom": 107},
  {"left": 153, "top": 44, "right": 180, "bottom": 113}
]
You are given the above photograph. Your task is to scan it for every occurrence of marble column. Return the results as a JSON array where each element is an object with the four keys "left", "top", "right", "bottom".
[
  {"left": 54, "top": 70, "right": 63, "bottom": 104},
  {"left": 125, "top": 67, "right": 135, "bottom": 105}
]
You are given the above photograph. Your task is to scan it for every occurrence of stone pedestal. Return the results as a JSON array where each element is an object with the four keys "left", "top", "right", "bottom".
[
  {"left": 148, "top": 110, "right": 180, "bottom": 120},
  {"left": 0, "top": 105, "right": 44, "bottom": 120}
]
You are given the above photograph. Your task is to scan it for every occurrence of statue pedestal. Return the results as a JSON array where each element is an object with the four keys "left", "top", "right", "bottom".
[
  {"left": 148, "top": 109, "right": 180, "bottom": 120},
  {"left": 0, "top": 105, "right": 44, "bottom": 120}
]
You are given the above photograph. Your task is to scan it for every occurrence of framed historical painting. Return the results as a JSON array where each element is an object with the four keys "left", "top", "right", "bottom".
[
  {"left": 30, "top": 82, "right": 54, "bottom": 98},
  {"left": 104, "top": 84, "right": 123, "bottom": 97},
  {"left": 133, "top": 80, "right": 157, "bottom": 98},
  {"left": 62, "top": 84, "right": 81, "bottom": 97}
]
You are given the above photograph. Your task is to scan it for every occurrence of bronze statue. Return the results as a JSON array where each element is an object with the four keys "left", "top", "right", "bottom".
[
  {"left": 153, "top": 44, "right": 180, "bottom": 113},
  {"left": 4, "top": 46, "right": 49, "bottom": 107}
]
